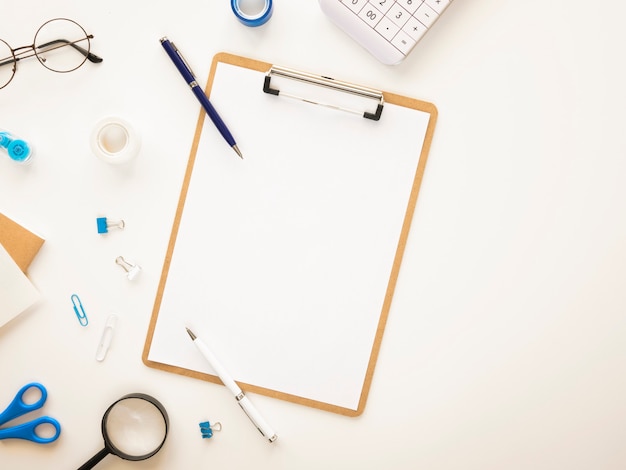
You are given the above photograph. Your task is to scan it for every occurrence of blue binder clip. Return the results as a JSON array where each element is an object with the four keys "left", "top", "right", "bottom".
[
  {"left": 96, "top": 217, "right": 125, "bottom": 234},
  {"left": 199, "top": 421, "right": 222, "bottom": 439}
]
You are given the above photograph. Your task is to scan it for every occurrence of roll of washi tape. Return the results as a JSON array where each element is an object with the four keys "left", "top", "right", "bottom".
[
  {"left": 90, "top": 116, "right": 141, "bottom": 164},
  {"left": 231, "top": 0, "right": 273, "bottom": 27}
]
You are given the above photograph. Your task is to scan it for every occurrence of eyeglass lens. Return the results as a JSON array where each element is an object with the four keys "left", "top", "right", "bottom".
[
  {"left": 0, "top": 18, "right": 92, "bottom": 89},
  {"left": 0, "top": 39, "right": 15, "bottom": 88},
  {"left": 34, "top": 18, "right": 91, "bottom": 73}
]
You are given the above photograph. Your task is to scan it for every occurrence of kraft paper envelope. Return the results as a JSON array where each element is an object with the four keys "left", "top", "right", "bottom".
[{"left": 0, "top": 212, "right": 45, "bottom": 273}]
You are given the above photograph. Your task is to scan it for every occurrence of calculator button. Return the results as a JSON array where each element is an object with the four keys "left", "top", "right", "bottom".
[
  {"left": 414, "top": 3, "right": 438, "bottom": 27},
  {"left": 341, "top": 0, "right": 368, "bottom": 14},
  {"left": 424, "top": 0, "right": 449, "bottom": 15},
  {"left": 390, "top": 30, "right": 417, "bottom": 55},
  {"left": 358, "top": 3, "right": 384, "bottom": 27},
  {"left": 395, "top": 0, "right": 422, "bottom": 15},
  {"left": 370, "top": 0, "right": 393, "bottom": 15},
  {"left": 374, "top": 16, "right": 401, "bottom": 41},
  {"left": 403, "top": 16, "right": 428, "bottom": 41},
  {"left": 386, "top": 3, "right": 411, "bottom": 28}
]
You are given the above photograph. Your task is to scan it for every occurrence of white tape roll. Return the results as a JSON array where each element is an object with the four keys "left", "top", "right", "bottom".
[{"left": 90, "top": 117, "right": 141, "bottom": 164}]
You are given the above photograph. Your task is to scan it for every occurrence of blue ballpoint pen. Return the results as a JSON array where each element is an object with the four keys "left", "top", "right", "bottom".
[{"left": 160, "top": 37, "right": 243, "bottom": 158}]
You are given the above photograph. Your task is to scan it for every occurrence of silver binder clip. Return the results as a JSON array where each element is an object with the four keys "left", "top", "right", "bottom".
[{"left": 115, "top": 256, "right": 142, "bottom": 280}]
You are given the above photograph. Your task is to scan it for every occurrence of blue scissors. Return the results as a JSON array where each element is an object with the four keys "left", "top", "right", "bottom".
[{"left": 0, "top": 383, "right": 61, "bottom": 444}]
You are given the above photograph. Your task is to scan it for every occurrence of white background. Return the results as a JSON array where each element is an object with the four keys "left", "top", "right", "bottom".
[{"left": 1, "top": 1, "right": 625, "bottom": 469}]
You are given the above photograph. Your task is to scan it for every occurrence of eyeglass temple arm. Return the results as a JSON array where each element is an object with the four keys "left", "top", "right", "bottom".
[
  {"left": 37, "top": 38, "right": 103, "bottom": 63},
  {"left": 0, "top": 58, "right": 15, "bottom": 68}
]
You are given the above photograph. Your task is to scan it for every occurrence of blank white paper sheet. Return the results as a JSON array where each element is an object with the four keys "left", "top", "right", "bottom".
[
  {"left": 0, "top": 243, "right": 39, "bottom": 329},
  {"left": 145, "top": 55, "right": 435, "bottom": 415}
]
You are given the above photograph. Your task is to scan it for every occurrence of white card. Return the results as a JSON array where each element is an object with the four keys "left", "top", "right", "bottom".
[{"left": 0, "top": 243, "right": 39, "bottom": 328}]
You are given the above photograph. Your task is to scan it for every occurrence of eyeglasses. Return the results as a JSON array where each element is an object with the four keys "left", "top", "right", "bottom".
[{"left": 0, "top": 18, "right": 102, "bottom": 89}]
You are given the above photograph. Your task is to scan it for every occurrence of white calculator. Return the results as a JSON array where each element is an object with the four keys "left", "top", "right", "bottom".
[{"left": 319, "top": 0, "right": 453, "bottom": 65}]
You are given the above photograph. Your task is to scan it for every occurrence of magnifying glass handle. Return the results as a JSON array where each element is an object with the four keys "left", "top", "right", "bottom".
[{"left": 77, "top": 447, "right": 111, "bottom": 470}]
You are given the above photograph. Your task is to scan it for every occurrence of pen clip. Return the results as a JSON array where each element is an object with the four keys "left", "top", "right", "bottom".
[{"left": 170, "top": 41, "right": 198, "bottom": 81}]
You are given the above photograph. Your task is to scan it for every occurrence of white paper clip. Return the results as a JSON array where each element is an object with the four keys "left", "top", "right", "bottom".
[
  {"left": 115, "top": 256, "right": 142, "bottom": 280},
  {"left": 96, "top": 314, "right": 118, "bottom": 361}
]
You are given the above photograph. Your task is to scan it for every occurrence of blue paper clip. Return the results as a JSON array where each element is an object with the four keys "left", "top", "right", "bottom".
[
  {"left": 71, "top": 294, "right": 88, "bottom": 326},
  {"left": 199, "top": 421, "right": 222, "bottom": 439}
]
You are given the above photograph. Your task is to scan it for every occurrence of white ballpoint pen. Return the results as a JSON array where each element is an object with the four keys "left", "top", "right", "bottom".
[{"left": 186, "top": 328, "right": 278, "bottom": 443}]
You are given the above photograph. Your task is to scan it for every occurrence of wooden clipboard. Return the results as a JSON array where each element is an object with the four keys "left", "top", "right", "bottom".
[{"left": 143, "top": 52, "right": 437, "bottom": 416}]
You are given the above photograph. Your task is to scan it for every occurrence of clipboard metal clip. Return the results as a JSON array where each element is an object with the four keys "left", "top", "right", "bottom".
[{"left": 263, "top": 65, "right": 384, "bottom": 121}]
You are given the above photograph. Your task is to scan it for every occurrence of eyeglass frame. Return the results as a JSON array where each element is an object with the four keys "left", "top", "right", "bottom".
[{"left": 0, "top": 17, "right": 103, "bottom": 89}]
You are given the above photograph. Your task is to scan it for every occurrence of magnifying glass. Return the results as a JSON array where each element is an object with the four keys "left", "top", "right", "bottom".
[{"left": 77, "top": 393, "right": 169, "bottom": 469}]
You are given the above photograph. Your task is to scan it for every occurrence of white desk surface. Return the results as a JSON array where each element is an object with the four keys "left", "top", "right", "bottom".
[{"left": 1, "top": 1, "right": 624, "bottom": 469}]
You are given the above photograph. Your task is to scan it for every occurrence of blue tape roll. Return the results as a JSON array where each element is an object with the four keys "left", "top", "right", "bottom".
[
  {"left": 0, "top": 131, "right": 11, "bottom": 149},
  {"left": 231, "top": 0, "right": 273, "bottom": 27},
  {"left": 7, "top": 139, "right": 31, "bottom": 162},
  {"left": 0, "top": 131, "right": 32, "bottom": 163}
]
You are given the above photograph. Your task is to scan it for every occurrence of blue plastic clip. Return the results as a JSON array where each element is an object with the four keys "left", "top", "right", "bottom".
[
  {"left": 71, "top": 294, "right": 88, "bottom": 326},
  {"left": 96, "top": 217, "right": 125, "bottom": 234},
  {"left": 199, "top": 421, "right": 222, "bottom": 439}
]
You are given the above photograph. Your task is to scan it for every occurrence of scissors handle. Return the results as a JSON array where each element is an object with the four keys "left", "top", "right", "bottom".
[
  {"left": 0, "top": 383, "right": 47, "bottom": 425},
  {"left": 0, "top": 383, "right": 61, "bottom": 444},
  {"left": 0, "top": 416, "right": 61, "bottom": 444}
]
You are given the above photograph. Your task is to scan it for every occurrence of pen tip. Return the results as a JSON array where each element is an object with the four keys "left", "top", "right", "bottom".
[
  {"left": 186, "top": 327, "right": 196, "bottom": 340},
  {"left": 232, "top": 145, "right": 243, "bottom": 159}
]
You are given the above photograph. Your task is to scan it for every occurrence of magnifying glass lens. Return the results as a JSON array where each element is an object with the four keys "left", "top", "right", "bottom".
[
  {"left": 77, "top": 393, "right": 168, "bottom": 470},
  {"left": 104, "top": 397, "right": 168, "bottom": 458}
]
